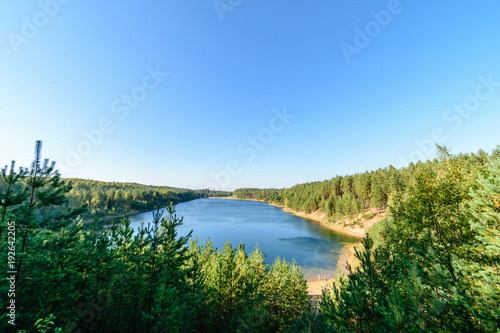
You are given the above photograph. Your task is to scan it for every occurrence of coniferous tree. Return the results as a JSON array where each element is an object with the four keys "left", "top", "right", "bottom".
[
  {"left": 7, "top": 142, "right": 83, "bottom": 327},
  {"left": 370, "top": 182, "right": 385, "bottom": 210},
  {"left": 0, "top": 161, "right": 28, "bottom": 238},
  {"left": 2, "top": 142, "right": 314, "bottom": 332},
  {"left": 145, "top": 203, "right": 194, "bottom": 332},
  {"left": 454, "top": 156, "right": 500, "bottom": 330}
]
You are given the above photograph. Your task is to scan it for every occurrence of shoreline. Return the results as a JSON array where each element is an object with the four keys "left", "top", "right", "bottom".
[
  {"left": 307, "top": 243, "right": 363, "bottom": 296},
  {"left": 81, "top": 210, "right": 142, "bottom": 224},
  {"left": 211, "top": 196, "right": 383, "bottom": 296},
  {"left": 212, "top": 196, "right": 381, "bottom": 239},
  {"left": 83, "top": 197, "right": 210, "bottom": 224},
  {"left": 273, "top": 204, "right": 365, "bottom": 238}
]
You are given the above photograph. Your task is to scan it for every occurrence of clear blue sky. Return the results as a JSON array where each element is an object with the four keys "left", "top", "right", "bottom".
[{"left": 1, "top": 1, "right": 499, "bottom": 191}]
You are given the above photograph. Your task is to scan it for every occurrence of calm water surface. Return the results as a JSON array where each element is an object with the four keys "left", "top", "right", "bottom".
[{"left": 127, "top": 198, "right": 360, "bottom": 280}]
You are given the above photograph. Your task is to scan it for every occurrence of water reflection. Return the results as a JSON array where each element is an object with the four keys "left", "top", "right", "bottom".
[{"left": 126, "top": 198, "right": 360, "bottom": 280}]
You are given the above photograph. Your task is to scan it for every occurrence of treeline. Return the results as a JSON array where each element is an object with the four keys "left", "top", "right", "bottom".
[
  {"left": 234, "top": 147, "right": 499, "bottom": 219},
  {"left": 290, "top": 147, "right": 500, "bottom": 332},
  {"left": 0, "top": 142, "right": 308, "bottom": 332},
  {"left": 66, "top": 178, "right": 232, "bottom": 216},
  {"left": 3, "top": 141, "right": 500, "bottom": 331}
]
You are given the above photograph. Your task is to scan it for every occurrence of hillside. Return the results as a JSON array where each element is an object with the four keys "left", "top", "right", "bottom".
[{"left": 64, "top": 178, "right": 232, "bottom": 221}]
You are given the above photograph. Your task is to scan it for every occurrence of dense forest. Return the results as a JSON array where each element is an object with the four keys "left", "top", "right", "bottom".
[
  {"left": 0, "top": 142, "right": 307, "bottom": 332},
  {"left": 64, "top": 178, "right": 231, "bottom": 221},
  {"left": 234, "top": 147, "right": 500, "bottom": 219},
  {"left": 1, "top": 142, "right": 499, "bottom": 332},
  {"left": 238, "top": 146, "right": 500, "bottom": 332}
]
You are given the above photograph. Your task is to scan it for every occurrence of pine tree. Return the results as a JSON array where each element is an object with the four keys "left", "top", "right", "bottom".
[
  {"left": 0, "top": 161, "right": 28, "bottom": 238},
  {"left": 186, "top": 238, "right": 211, "bottom": 332},
  {"left": 384, "top": 147, "right": 476, "bottom": 283},
  {"left": 370, "top": 182, "right": 385, "bottom": 210},
  {"left": 15, "top": 141, "right": 82, "bottom": 287},
  {"left": 146, "top": 203, "right": 194, "bottom": 332},
  {"left": 319, "top": 236, "right": 388, "bottom": 332},
  {"left": 267, "top": 257, "right": 308, "bottom": 332},
  {"left": 454, "top": 156, "right": 500, "bottom": 330}
]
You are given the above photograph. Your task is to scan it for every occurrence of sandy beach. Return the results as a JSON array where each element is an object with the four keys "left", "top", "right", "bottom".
[{"left": 213, "top": 196, "right": 383, "bottom": 238}]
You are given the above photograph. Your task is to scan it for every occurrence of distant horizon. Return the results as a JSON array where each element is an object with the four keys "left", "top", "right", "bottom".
[{"left": 52, "top": 143, "right": 498, "bottom": 192}]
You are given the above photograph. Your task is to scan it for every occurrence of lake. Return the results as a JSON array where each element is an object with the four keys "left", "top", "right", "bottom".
[{"left": 126, "top": 198, "right": 360, "bottom": 280}]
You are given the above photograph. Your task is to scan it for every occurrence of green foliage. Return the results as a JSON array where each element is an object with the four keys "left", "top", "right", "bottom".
[
  {"left": 452, "top": 156, "right": 500, "bottom": 331},
  {"left": 1, "top": 203, "right": 309, "bottom": 332},
  {"left": 66, "top": 178, "right": 232, "bottom": 220},
  {"left": 34, "top": 314, "right": 63, "bottom": 333},
  {"left": 384, "top": 147, "right": 476, "bottom": 283},
  {"left": 0, "top": 142, "right": 309, "bottom": 333},
  {"left": 4, "top": 142, "right": 500, "bottom": 332},
  {"left": 185, "top": 240, "right": 308, "bottom": 333},
  {"left": 319, "top": 236, "right": 388, "bottom": 332},
  {"left": 294, "top": 146, "right": 500, "bottom": 332},
  {"left": 370, "top": 182, "right": 386, "bottom": 210},
  {"left": 234, "top": 147, "right": 496, "bottom": 225},
  {"left": 361, "top": 211, "right": 376, "bottom": 220},
  {"left": 0, "top": 161, "right": 29, "bottom": 238}
]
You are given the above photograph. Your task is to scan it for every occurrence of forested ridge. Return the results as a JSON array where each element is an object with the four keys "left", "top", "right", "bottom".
[
  {"left": 1, "top": 142, "right": 500, "bottom": 332},
  {"left": 1, "top": 142, "right": 307, "bottom": 332},
  {"left": 64, "top": 178, "right": 232, "bottom": 221},
  {"left": 234, "top": 146, "right": 500, "bottom": 220},
  {"left": 238, "top": 146, "right": 500, "bottom": 332}
]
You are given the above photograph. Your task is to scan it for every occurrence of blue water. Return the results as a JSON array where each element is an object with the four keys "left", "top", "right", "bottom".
[{"left": 126, "top": 198, "right": 360, "bottom": 280}]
